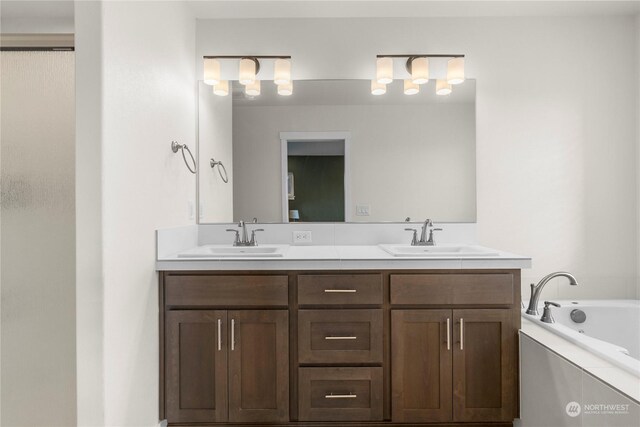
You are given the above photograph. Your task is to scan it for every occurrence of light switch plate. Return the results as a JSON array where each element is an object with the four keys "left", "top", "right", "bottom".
[
  {"left": 293, "top": 231, "right": 312, "bottom": 244},
  {"left": 356, "top": 204, "right": 370, "bottom": 216}
]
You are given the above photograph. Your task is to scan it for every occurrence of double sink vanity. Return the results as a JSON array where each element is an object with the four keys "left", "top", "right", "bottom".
[{"left": 157, "top": 223, "right": 530, "bottom": 427}]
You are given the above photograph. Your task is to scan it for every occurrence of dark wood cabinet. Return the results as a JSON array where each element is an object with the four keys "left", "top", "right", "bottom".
[
  {"left": 391, "top": 308, "right": 516, "bottom": 423},
  {"left": 452, "top": 309, "right": 516, "bottom": 422},
  {"left": 165, "top": 310, "right": 228, "bottom": 423},
  {"left": 228, "top": 310, "right": 289, "bottom": 422},
  {"left": 160, "top": 269, "right": 520, "bottom": 426}
]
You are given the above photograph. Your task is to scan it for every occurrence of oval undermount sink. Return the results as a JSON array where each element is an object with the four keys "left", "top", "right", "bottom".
[
  {"left": 178, "top": 244, "right": 289, "bottom": 258},
  {"left": 379, "top": 244, "right": 499, "bottom": 257}
]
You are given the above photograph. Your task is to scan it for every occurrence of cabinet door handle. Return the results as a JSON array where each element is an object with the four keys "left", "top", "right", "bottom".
[
  {"left": 325, "top": 393, "right": 357, "bottom": 399},
  {"left": 231, "top": 318, "right": 235, "bottom": 351},
  {"left": 446, "top": 318, "right": 451, "bottom": 350},
  {"left": 217, "top": 318, "right": 222, "bottom": 351},
  {"left": 324, "top": 289, "right": 356, "bottom": 293},
  {"left": 325, "top": 336, "right": 357, "bottom": 340},
  {"left": 459, "top": 318, "right": 464, "bottom": 350}
]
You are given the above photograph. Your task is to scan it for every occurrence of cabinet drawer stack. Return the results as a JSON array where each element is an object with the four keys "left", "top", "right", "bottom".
[{"left": 296, "top": 274, "right": 384, "bottom": 422}]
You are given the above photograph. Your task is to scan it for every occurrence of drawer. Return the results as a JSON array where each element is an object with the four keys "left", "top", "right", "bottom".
[
  {"left": 390, "top": 273, "right": 514, "bottom": 306},
  {"left": 298, "top": 309, "right": 383, "bottom": 364},
  {"left": 298, "top": 367, "right": 383, "bottom": 422},
  {"left": 297, "top": 274, "right": 382, "bottom": 306},
  {"left": 165, "top": 275, "right": 288, "bottom": 307}
]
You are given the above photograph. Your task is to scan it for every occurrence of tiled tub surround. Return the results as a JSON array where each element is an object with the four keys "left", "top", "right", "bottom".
[
  {"left": 156, "top": 223, "right": 531, "bottom": 270},
  {"left": 520, "top": 317, "right": 640, "bottom": 427}
]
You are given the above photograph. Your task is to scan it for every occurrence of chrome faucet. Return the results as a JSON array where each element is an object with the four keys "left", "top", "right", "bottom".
[
  {"left": 525, "top": 272, "right": 578, "bottom": 316},
  {"left": 405, "top": 219, "right": 442, "bottom": 246},
  {"left": 226, "top": 220, "right": 264, "bottom": 246}
]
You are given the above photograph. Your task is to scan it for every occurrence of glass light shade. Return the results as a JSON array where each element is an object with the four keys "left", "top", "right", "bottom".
[
  {"left": 376, "top": 57, "right": 393, "bottom": 84},
  {"left": 245, "top": 79, "right": 261, "bottom": 96},
  {"left": 404, "top": 79, "right": 419, "bottom": 95},
  {"left": 411, "top": 57, "right": 429, "bottom": 84},
  {"left": 274, "top": 58, "right": 291, "bottom": 85},
  {"left": 213, "top": 80, "right": 229, "bottom": 96},
  {"left": 278, "top": 81, "right": 293, "bottom": 96},
  {"left": 447, "top": 57, "right": 465, "bottom": 85},
  {"left": 371, "top": 80, "right": 386, "bottom": 95},
  {"left": 239, "top": 58, "right": 256, "bottom": 85},
  {"left": 436, "top": 79, "right": 452, "bottom": 95},
  {"left": 203, "top": 58, "right": 221, "bottom": 86}
]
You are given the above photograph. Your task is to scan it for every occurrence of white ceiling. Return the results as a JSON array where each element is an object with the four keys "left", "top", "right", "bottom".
[{"left": 188, "top": 0, "right": 640, "bottom": 19}]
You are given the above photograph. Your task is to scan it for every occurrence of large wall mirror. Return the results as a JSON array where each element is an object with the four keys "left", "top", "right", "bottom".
[{"left": 197, "top": 79, "right": 476, "bottom": 223}]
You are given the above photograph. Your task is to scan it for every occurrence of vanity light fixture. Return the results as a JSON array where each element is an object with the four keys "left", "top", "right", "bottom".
[
  {"left": 403, "top": 79, "right": 419, "bottom": 95},
  {"left": 374, "top": 54, "right": 465, "bottom": 95},
  {"left": 278, "top": 81, "right": 293, "bottom": 96},
  {"left": 436, "top": 79, "right": 452, "bottom": 95},
  {"left": 213, "top": 80, "right": 229, "bottom": 96},
  {"left": 203, "top": 58, "right": 221, "bottom": 85},
  {"left": 447, "top": 57, "right": 465, "bottom": 84},
  {"left": 245, "top": 79, "right": 261, "bottom": 96},
  {"left": 371, "top": 80, "right": 386, "bottom": 95},
  {"left": 203, "top": 55, "right": 293, "bottom": 96}
]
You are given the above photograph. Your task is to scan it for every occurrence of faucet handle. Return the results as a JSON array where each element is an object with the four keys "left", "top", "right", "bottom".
[
  {"left": 250, "top": 228, "right": 264, "bottom": 245},
  {"left": 226, "top": 229, "right": 240, "bottom": 245},
  {"left": 404, "top": 228, "right": 418, "bottom": 246},
  {"left": 544, "top": 301, "right": 561, "bottom": 308},
  {"left": 541, "top": 301, "right": 561, "bottom": 323}
]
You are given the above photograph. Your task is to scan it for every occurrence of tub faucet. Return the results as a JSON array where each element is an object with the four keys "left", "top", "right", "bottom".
[{"left": 526, "top": 272, "right": 578, "bottom": 316}]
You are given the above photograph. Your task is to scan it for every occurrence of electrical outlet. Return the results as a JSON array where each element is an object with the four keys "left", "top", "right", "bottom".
[
  {"left": 356, "top": 204, "right": 370, "bottom": 216},
  {"left": 293, "top": 231, "right": 312, "bottom": 244}
]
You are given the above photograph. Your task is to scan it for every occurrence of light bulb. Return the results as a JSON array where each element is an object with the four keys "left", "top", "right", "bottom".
[
  {"left": 404, "top": 79, "right": 419, "bottom": 95},
  {"left": 436, "top": 79, "right": 452, "bottom": 95},
  {"left": 239, "top": 58, "right": 256, "bottom": 85},
  {"left": 447, "top": 57, "right": 465, "bottom": 85},
  {"left": 278, "top": 81, "right": 293, "bottom": 96},
  {"left": 371, "top": 80, "right": 386, "bottom": 95},
  {"left": 245, "top": 79, "right": 261, "bottom": 96},
  {"left": 203, "top": 58, "right": 221, "bottom": 86},
  {"left": 411, "top": 57, "right": 429, "bottom": 85},
  {"left": 274, "top": 58, "right": 291, "bottom": 85},
  {"left": 376, "top": 57, "right": 393, "bottom": 84},
  {"left": 213, "top": 80, "right": 229, "bottom": 96}
]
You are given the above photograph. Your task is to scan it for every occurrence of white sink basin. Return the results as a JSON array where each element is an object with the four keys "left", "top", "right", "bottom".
[
  {"left": 178, "top": 244, "right": 289, "bottom": 258},
  {"left": 379, "top": 244, "right": 500, "bottom": 258}
]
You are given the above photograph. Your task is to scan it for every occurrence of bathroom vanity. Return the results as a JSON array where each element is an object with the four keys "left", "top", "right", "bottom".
[{"left": 158, "top": 253, "right": 524, "bottom": 426}]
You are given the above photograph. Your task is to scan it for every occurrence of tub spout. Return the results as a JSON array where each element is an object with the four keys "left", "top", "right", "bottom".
[{"left": 525, "top": 272, "right": 578, "bottom": 316}]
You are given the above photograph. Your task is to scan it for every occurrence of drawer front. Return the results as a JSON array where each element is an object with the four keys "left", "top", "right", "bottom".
[
  {"left": 390, "top": 273, "right": 514, "bottom": 306},
  {"left": 297, "top": 274, "right": 382, "bottom": 306},
  {"left": 298, "top": 309, "right": 383, "bottom": 364},
  {"left": 165, "top": 275, "right": 288, "bottom": 307},
  {"left": 298, "top": 367, "right": 383, "bottom": 421}
]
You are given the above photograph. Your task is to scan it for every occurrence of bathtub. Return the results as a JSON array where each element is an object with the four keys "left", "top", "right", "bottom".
[{"left": 521, "top": 299, "right": 640, "bottom": 377}]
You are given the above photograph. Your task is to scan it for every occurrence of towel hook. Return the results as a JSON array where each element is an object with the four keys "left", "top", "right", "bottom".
[
  {"left": 171, "top": 141, "right": 196, "bottom": 174},
  {"left": 210, "top": 158, "right": 229, "bottom": 183}
]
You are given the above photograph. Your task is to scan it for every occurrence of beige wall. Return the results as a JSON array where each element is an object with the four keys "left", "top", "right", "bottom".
[
  {"left": 76, "top": 1, "right": 196, "bottom": 425},
  {"left": 198, "top": 16, "right": 639, "bottom": 300},
  {"left": 1, "top": 51, "right": 76, "bottom": 426},
  {"left": 232, "top": 103, "right": 476, "bottom": 222}
]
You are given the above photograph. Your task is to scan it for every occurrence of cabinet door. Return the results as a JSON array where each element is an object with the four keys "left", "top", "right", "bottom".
[
  {"left": 228, "top": 310, "right": 289, "bottom": 422},
  {"left": 453, "top": 309, "right": 516, "bottom": 422},
  {"left": 391, "top": 310, "right": 452, "bottom": 422},
  {"left": 165, "top": 310, "right": 228, "bottom": 423}
]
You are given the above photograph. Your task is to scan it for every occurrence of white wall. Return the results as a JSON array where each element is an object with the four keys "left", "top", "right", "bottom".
[
  {"left": 199, "top": 82, "right": 234, "bottom": 222},
  {"left": 232, "top": 103, "right": 476, "bottom": 222},
  {"left": 197, "top": 16, "right": 639, "bottom": 300},
  {"left": 76, "top": 1, "right": 196, "bottom": 426},
  {"left": 636, "top": 13, "right": 640, "bottom": 299},
  {"left": 1, "top": 51, "right": 76, "bottom": 427}
]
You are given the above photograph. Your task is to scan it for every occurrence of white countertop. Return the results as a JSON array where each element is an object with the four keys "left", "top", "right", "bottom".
[{"left": 156, "top": 244, "right": 531, "bottom": 271}]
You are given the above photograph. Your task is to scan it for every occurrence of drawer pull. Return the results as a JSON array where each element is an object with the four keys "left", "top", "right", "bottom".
[
  {"left": 459, "top": 318, "right": 464, "bottom": 350},
  {"left": 446, "top": 318, "right": 451, "bottom": 351},
  {"left": 325, "top": 336, "right": 357, "bottom": 340},
  {"left": 324, "top": 289, "right": 357, "bottom": 293},
  {"left": 217, "top": 318, "right": 222, "bottom": 351},
  {"left": 231, "top": 318, "right": 235, "bottom": 351},
  {"left": 325, "top": 393, "right": 357, "bottom": 399}
]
